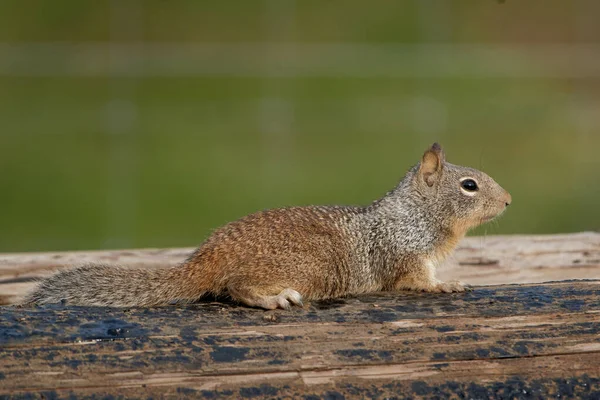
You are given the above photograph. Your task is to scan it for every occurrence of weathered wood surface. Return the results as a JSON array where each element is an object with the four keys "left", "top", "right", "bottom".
[
  {"left": 1, "top": 233, "right": 599, "bottom": 398},
  {"left": 1, "top": 280, "right": 600, "bottom": 399},
  {"left": 1, "top": 232, "right": 599, "bottom": 305}
]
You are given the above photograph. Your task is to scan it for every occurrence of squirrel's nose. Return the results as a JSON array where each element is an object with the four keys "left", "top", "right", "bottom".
[{"left": 504, "top": 192, "right": 512, "bottom": 207}]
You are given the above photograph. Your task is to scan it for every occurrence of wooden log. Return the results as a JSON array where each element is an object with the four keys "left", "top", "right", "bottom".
[
  {"left": 1, "top": 280, "right": 599, "bottom": 398},
  {"left": 0, "top": 232, "right": 598, "bottom": 305}
]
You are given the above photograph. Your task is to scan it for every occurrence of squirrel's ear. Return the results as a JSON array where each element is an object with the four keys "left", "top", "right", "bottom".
[{"left": 419, "top": 143, "right": 445, "bottom": 187}]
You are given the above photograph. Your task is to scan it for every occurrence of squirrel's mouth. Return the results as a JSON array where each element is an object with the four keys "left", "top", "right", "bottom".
[
  {"left": 481, "top": 208, "right": 506, "bottom": 223},
  {"left": 480, "top": 213, "right": 500, "bottom": 223}
]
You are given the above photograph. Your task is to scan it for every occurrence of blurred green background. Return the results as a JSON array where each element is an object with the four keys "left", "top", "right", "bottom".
[{"left": 0, "top": 0, "right": 599, "bottom": 252}]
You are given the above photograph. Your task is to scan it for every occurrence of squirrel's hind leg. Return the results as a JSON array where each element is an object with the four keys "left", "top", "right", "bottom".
[{"left": 228, "top": 286, "right": 304, "bottom": 310}]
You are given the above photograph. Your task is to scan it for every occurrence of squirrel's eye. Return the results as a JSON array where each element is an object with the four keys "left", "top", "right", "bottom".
[{"left": 461, "top": 179, "right": 478, "bottom": 192}]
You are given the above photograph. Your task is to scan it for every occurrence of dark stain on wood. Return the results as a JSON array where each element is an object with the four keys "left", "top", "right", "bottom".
[{"left": 458, "top": 257, "right": 500, "bottom": 266}]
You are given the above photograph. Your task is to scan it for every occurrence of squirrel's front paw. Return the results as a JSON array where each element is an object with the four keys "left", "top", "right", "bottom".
[
  {"left": 431, "top": 280, "right": 471, "bottom": 293},
  {"left": 396, "top": 277, "right": 473, "bottom": 293}
]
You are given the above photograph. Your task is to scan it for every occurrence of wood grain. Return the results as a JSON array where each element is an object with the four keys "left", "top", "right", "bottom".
[
  {"left": 1, "top": 233, "right": 599, "bottom": 398},
  {"left": 1, "top": 280, "right": 599, "bottom": 398}
]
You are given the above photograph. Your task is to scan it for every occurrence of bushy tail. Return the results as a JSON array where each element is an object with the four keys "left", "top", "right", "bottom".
[{"left": 24, "top": 264, "right": 205, "bottom": 307}]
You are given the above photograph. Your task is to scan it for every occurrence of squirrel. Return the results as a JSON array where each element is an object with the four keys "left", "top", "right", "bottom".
[{"left": 25, "top": 143, "right": 511, "bottom": 310}]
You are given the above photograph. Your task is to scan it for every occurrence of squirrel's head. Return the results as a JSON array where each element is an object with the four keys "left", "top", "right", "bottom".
[{"left": 412, "top": 143, "right": 511, "bottom": 235}]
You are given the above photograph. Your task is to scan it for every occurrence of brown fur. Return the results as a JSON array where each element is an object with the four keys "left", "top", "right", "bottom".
[{"left": 24, "top": 143, "right": 511, "bottom": 309}]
